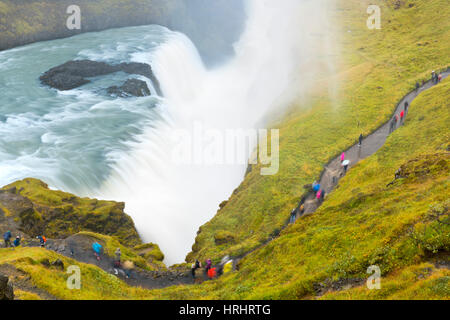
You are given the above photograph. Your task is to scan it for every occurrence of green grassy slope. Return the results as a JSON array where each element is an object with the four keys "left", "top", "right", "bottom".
[
  {"left": 187, "top": 0, "right": 450, "bottom": 264},
  {"left": 1, "top": 178, "right": 141, "bottom": 246},
  {"left": 0, "top": 247, "right": 152, "bottom": 300}
]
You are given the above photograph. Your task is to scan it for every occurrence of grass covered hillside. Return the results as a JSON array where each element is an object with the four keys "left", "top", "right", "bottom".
[
  {"left": 156, "top": 62, "right": 450, "bottom": 301},
  {"left": 0, "top": 178, "right": 141, "bottom": 246},
  {"left": 187, "top": 0, "right": 450, "bottom": 264}
]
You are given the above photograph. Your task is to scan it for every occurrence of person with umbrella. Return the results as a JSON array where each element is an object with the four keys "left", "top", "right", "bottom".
[{"left": 342, "top": 160, "right": 350, "bottom": 174}]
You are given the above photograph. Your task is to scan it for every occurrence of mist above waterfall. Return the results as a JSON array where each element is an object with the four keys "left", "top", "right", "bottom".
[{"left": 96, "top": 0, "right": 338, "bottom": 264}]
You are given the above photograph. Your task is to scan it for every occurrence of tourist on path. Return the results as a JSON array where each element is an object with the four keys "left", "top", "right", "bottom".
[
  {"left": 37, "top": 235, "right": 47, "bottom": 248},
  {"left": 191, "top": 260, "right": 201, "bottom": 279},
  {"left": 3, "top": 231, "right": 12, "bottom": 248},
  {"left": 358, "top": 134, "right": 363, "bottom": 147},
  {"left": 205, "top": 259, "right": 212, "bottom": 274},
  {"left": 289, "top": 209, "right": 297, "bottom": 224},
  {"left": 13, "top": 236, "right": 21, "bottom": 248},
  {"left": 92, "top": 242, "right": 102, "bottom": 261}
]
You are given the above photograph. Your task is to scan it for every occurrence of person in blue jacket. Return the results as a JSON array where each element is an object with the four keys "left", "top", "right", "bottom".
[
  {"left": 13, "top": 236, "right": 21, "bottom": 248},
  {"left": 3, "top": 231, "right": 12, "bottom": 248}
]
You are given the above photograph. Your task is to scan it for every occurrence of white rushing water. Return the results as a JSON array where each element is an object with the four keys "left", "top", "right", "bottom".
[
  {"left": 97, "top": 0, "right": 337, "bottom": 263},
  {"left": 0, "top": 0, "right": 336, "bottom": 264}
]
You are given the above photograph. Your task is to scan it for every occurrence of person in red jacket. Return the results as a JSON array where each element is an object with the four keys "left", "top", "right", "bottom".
[{"left": 400, "top": 110, "right": 405, "bottom": 124}]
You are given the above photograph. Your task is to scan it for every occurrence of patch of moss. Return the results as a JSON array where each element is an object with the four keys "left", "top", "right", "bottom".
[
  {"left": 78, "top": 232, "right": 166, "bottom": 271},
  {"left": 134, "top": 243, "right": 165, "bottom": 262}
]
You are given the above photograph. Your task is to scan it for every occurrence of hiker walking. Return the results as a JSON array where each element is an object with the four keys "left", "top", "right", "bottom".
[
  {"left": 205, "top": 259, "right": 212, "bottom": 275},
  {"left": 191, "top": 259, "right": 201, "bottom": 278},
  {"left": 299, "top": 203, "right": 305, "bottom": 215},
  {"left": 358, "top": 134, "right": 363, "bottom": 147},
  {"left": 36, "top": 235, "right": 47, "bottom": 248},
  {"left": 316, "top": 190, "right": 322, "bottom": 202},
  {"left": 207, "top": 267, "right": 217, "bottom": 280},
  {"left": 13, "top": 236, "right": 21, "bottom": 248},
  {"left": 114, "top": 247, "right": 121, "bottom": 268},
  {"left": 3, "top": 231, "right": 12, "bottom": 248},
  {"left": 438, "top": 73, "right": 442, "bottom": 83},
  {"left": 404, "top": 101, "right": 408, "bottom": 112},
  {"left": 415, "top": 82, "right": 420, "bottom": 92},
  {"left": 342, "top": 160, "right": 350, "bottom": 174},
  {"left": 400, "top": 110, "right": 405, "bottom": 124},
  {"left": 431, "top": 71, "right": 436, "bottom": 84},
  {"left": 115, "top": 248, "right": 121, "bottom": 262},
  {"left": 320, "top": 189, "right": 326, "bottom": 203},
  {"left": 389, "top": 118, "right": 395, "bottom": 133},
  {"left": 289, "top": 208, "right": 297, "bottom": 224},
  {"left": 312, "top": 181, "right": 320, "bottom": 192},
  {"left": 340, "top": 152, "right": 345, "bottom": 163},
  {"left": 92, "top": 242, "right": 102, "bottom": 261}
]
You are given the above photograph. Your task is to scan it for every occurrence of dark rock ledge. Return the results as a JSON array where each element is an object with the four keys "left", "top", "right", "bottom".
[{"left": 39, "top": 60, "right": 162, "bottom": 96}]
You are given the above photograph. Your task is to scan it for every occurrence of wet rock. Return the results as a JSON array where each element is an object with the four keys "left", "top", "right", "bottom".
[
  {"left": 0, "top": 274, "right": 14, "bottom": 300},
  {"left": 107, "top": 79, "right": 151, "bottom": 97},
  {"left": 40, "top": 60, "right": 161, "bottom": 95}
]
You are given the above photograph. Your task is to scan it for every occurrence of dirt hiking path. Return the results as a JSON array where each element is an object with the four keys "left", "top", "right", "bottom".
[{"left": 231, "top": 70, "right": 449, "bottom": 268}]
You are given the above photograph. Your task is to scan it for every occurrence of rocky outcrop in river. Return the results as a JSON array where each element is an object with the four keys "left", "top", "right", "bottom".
[
  {"left": 39, "top": 60, "right": 161, "bottom": 95},
  {"left": 107, "top": 79, "right": 151, "bottom": 97}
]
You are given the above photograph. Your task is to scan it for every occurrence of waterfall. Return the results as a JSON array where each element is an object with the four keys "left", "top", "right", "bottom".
[{"left": 96, "top": 0, "right": 337, "bottom": 264}]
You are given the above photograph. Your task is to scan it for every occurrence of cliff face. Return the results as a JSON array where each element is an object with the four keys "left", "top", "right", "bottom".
[
  {"left": 0, "top": 0, "right": 246, "bottom": 66},
  {"left": 0, "top": 178, "right": 141, "bottom": 246}
]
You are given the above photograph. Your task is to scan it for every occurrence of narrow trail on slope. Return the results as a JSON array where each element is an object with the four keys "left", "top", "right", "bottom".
[
  {"left": 21, "top": 235, "right": 193, "bottom": 290},
  {"left": 12, "top": 71, "right": 448, "bottom": 291},
  {"left": 229, "top": 69, "right": 449, "bottom": 270}
]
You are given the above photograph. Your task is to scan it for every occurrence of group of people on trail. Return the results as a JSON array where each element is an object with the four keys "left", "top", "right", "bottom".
[
  {"left": 3, "top": 231, "right": 48, "bottom": 249},
  {"left": 191, "top": 258, "right": 217, "bottom": 280},
  {"left": 312, "top": 181, "right": 326, "bottom": 204},
  {"left": 389, "top": 102, "right": 408, "bottom": 133},
  {"left": 432, "top": 71, "right": 442, "bottom": 85},
  {"left": 3, "top": 231, "right": 21, "bottom": 248}
]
